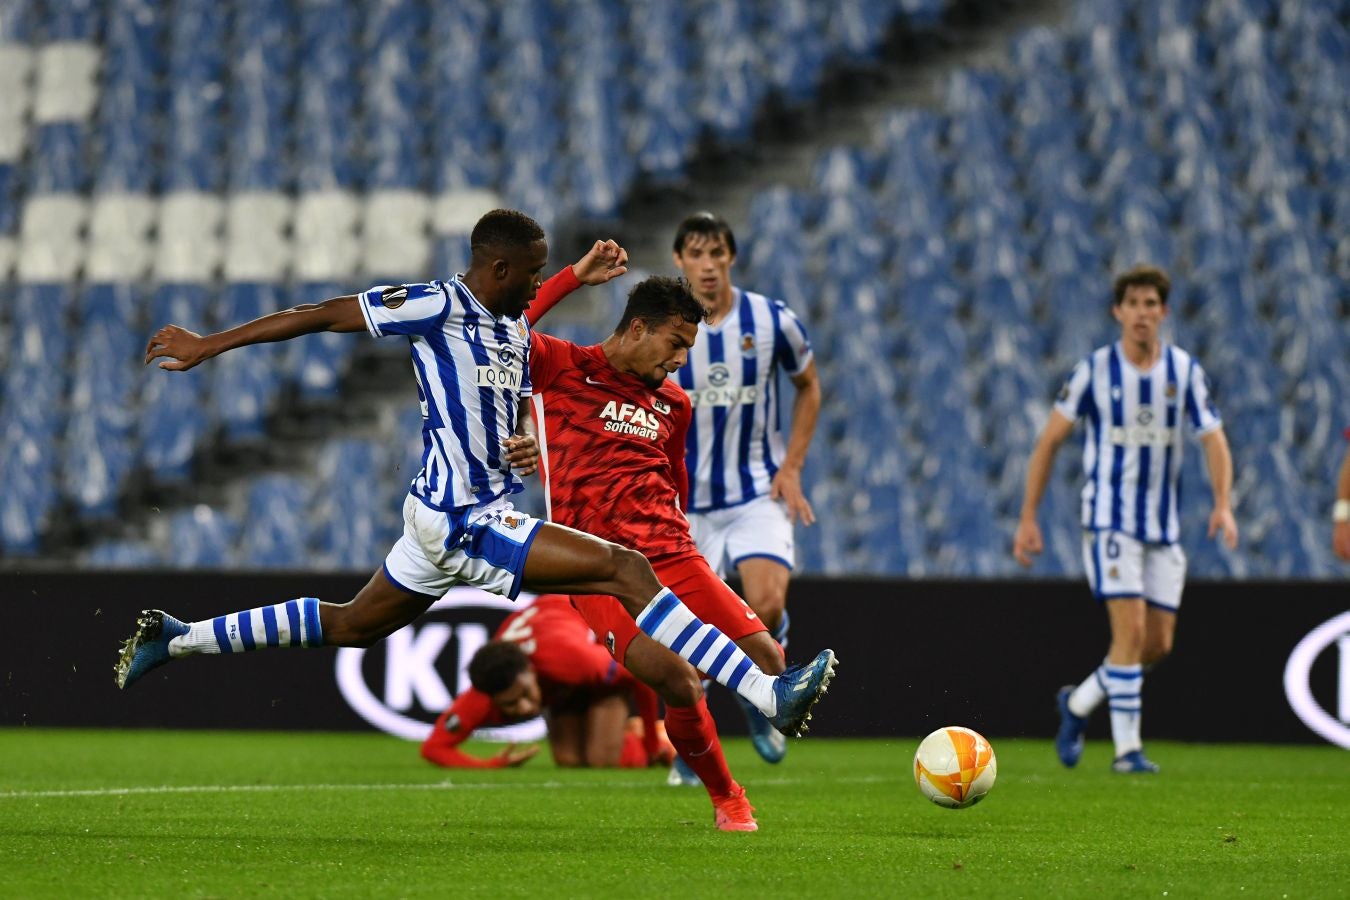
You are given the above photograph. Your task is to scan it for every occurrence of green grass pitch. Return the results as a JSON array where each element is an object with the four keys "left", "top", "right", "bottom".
[{"left": 1, "top": 729, "right": 1345, "bottom": 898}]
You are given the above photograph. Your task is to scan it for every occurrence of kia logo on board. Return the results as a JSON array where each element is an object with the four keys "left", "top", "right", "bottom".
[
  {"left": 1283, "top": 610, "right": 1350, "bottom": 750},
  {"left": 334, "top": 586, "right": 546, "bottom": 743}
]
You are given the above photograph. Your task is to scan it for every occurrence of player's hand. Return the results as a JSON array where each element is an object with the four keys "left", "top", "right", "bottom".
[
  {"left": 1012, "top": 519, "right": 1043, "bottom": 567},
  {"left": 493, "top": 743, "right": 541, "bottom": 767},
  {"left": 145, "top": 324, "right": 214, "bottom": 371},
  {"left": 503, "top": 434, "right": 539, "bottom": 476},
  {"left": 571, "top": 239, "right": 629, "bottom": 286},
  {"left": 769, "top": 466, "right": 815, "bottom": 525},
  {"left": 1334, "top": 521, "right": 1350, "bottom": 562},
  {"left": 1208, "top": 506, "right": 1238, "bottom": 550}
]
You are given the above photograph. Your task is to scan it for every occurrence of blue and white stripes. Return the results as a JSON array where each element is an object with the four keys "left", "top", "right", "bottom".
[
  {"left": 1054, "top": 342, "right": 1221, "bottom": 544},
  {"left": 357, "top": 276, "right": 533, "bottom": 512},
  {"left": 175, "top": 598, "right": 324, "bottom": 656},
  {"left": 636, "top": 589, "right": 765, "bottom": 705},
  {"left": 678, "top": 289, "right": 813, "bottom": 512},
  {"left": 1102, "top": 662, "right": 1144, "bottom": 756}
]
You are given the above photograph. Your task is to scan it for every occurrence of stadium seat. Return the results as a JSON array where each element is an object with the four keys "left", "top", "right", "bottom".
[{"left": 237, "top": 474, "right": 310, "bottom": 568}]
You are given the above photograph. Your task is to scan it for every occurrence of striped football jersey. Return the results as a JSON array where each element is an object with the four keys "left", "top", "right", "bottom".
[
  {"left": 1054, "top": 341, "right": 1222, "bottom": 544},
  {"left": 357, "top": 276, "right": 533, "bottom": 511},
  {"left": 675, "top": 288, "right": 812, "bottom": 512}
]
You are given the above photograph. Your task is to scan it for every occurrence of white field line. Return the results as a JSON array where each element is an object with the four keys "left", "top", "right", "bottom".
[{"left": 0, "top": 775, "right": 899, "bottom": 801}]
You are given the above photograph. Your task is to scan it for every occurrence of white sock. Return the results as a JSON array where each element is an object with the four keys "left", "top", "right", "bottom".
[
  {"left": 1103, "top": 663, "right": 1144, "bottom": 757},
  {"left": 637, "top": 589, "right": 777, "bottom": 716},
  {"left": 169, "top": 599, "right": 324, "bottom": 657},
  {"left": 1068, "top": 663, "right": 1109, "bottom": 718}
]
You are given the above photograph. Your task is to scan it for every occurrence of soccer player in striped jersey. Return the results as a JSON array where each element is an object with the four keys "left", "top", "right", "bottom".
[
  {"left": 420, "top": 594, "right": 673, "bottom": 770},
  {"left": 117, "top": 209, "right": 836, "bottom": 754},
  {"left": 1013, "top": 264, "right": 1239, "bottom": 774},
  {"left": 669, "top": 212, "right": 822, "bottom": 765}
]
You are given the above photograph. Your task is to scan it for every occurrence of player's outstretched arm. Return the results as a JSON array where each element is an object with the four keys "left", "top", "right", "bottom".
[
  {"left": 1200, "top": 427, "right": 1239, "bottom": 549},
  {"left": 1013, "top": 410, "right": 1074, "bottom": 567},
  {"left": 525, "top": 239, "right": 628, "bottom": 327},
  {"left": 145, "top": 295, "right": 366, "bottom": 371}
]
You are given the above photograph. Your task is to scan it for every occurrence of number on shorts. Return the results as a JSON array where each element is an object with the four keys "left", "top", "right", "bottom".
[
  {"left": 1105, "top": 533, "right": 1121, "bottom": 559},
  {"left": 499, "top": 606, "right": 539, "bottom": 655}
]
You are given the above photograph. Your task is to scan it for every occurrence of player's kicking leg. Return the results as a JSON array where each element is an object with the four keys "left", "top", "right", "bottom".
[
  {"left": 115, "top": 568, "right": 435, "bottom": 689},
  {"left": 520, "top": 523, "right": 836, "bottom": 737}
]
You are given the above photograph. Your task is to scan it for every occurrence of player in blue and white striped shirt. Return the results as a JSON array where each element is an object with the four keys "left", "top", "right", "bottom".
[
  {"left": 671, "top": 212, "right": 822, "bottom": 766},
  {"left": 1014, "top": 265, "right": 1239, "bottom": 774},
  {"left": 117, "top": 210, "right": 837, "bottom": 748}
]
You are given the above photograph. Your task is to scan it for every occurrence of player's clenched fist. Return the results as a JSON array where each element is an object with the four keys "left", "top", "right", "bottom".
[{"left": 503, "top": 434, "right": 539, "bottom": 476}]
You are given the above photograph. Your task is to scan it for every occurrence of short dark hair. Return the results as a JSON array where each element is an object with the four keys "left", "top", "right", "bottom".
[
  {"left": 1113, "top": 264, "right": 1171, "bottom": 305},
  {"left": 467, "top": 640, "right": 529, "bottom": 695},
  {"left": 672, "top": 211, "right": 736, "bottom": 256},
  {"left": 614, "top": 276, "right": 707, "bottom": 334},
  {"left": 470, "top": 209, "right": 545, "bottom": 255}
]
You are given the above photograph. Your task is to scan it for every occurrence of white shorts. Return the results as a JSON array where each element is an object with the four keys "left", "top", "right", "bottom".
[
  {"left": 383, "top": 493, "right": 544, "bottom": 600},
  {"left": 687, "top": 494, "right": 795, "bottom": 578},
  {"left": 1081, "top": 530, "right": 1187, "bottom": 610}
]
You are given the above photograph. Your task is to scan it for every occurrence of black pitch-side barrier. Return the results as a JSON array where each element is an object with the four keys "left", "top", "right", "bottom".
[{"left": 2, "top": 571, "right": 1346, "bottom": 746}]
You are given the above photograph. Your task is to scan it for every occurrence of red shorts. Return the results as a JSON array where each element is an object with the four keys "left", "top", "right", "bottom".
[{"left": 571, "top": 550, "right": 768, "bottom": 666}]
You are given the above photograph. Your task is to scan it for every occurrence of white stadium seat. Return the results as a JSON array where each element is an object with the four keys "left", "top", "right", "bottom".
[
  {"left": 17, "top": 193, "right": 88, "bottom": 281},
  {"left": 32, "top": 41, "right": 100, "bottom": 123}
]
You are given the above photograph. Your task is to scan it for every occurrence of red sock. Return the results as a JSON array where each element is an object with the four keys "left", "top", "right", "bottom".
[
  {"left": 619, "top": 731, "right": 647, "bottom": 768},
  {"left": 665, "top": 699, "right": 737, "bottom": 800}
]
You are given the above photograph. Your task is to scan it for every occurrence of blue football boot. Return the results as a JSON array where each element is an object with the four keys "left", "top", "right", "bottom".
[
  {"left": 666, "top": 754, "right": 702, "bottom": 787},
  {"left": 1111, "top": 750, "right": 1160, "bottom": 774},
  {"left": 115, "top": 609, "right": 189, "bottom": 689},
  {"left": 767, "top": 649, "right": 837, "bottom": 737},
  {"left": 1055, "top": 685, "right": 1087, "bottom": 768},
  {"left": 736, "top": 694, "right": 787, "bottom": 763}
]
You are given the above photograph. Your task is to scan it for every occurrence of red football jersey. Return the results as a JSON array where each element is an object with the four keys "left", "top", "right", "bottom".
[
  {"left": 528, "top": 332, "right": 698, "bottom": 562},
  {"left": 421, "top": 594, "right": 637, "bottom": 768}
]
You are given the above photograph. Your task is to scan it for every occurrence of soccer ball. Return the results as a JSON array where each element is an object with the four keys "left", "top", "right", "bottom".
[{"left": 913, "top": 726, "right": 997, "bottom": 809}]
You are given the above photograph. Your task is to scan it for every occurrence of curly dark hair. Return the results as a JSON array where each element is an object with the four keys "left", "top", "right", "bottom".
[
  {"left": 467, "top": 640, "right": 530, "bottom": 695},
  {"left": 470, "top": 209, "right": 545, "bottom": 256},
  {"left": 613, "top": 275, "right": 707, "bottom": 335}
]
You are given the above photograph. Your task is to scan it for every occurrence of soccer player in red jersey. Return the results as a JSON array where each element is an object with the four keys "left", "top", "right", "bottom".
[
  {"left": 421, "top": 594, "right": 673, "bottom": 770},
  {"left": 520, "top": 263, "right": 830, "bottom": 831}
]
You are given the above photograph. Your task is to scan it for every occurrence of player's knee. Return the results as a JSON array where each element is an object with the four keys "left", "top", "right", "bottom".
[
  {"left": 663, "top": 668, "right": 703, "bottom": 708},
  {"left": 609, "top": 545, "right": 654, "bottom": 589},
  {"left": 584, "top": 745, "right": 621, "bottom": 768},
  {"left": 552, "top": 749, "right": 584, "bottom": 768}
]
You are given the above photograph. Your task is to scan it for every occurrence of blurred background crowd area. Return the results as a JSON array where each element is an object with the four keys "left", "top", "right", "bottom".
[{"left": 0, "top": 0, "right": 1345, "bottom": 577}]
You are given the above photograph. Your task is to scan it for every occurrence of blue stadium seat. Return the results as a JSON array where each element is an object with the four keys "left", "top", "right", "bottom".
[
  {"left": 84, "top": 540, "right": 164, "bottom": 568},
  {"left": 238, "top": 474, "right": 310, "bottom": 568},
  {"left": 167, "top": 504, "right": 239, "bottom": 568}
]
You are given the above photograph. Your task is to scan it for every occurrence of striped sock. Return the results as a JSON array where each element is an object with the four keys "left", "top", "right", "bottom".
[
  {"left": 1068, "top": 662, "right": 1109, "bottom": 718},
  {"left": 636, "top": 589, "right": 777, "bottom": 717},
  {"left": 168, "top": 598, "right": 324, "bottom": 657},
  {"left": 1103, "top": 663, "right": 1144, "bottom": 757}
]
